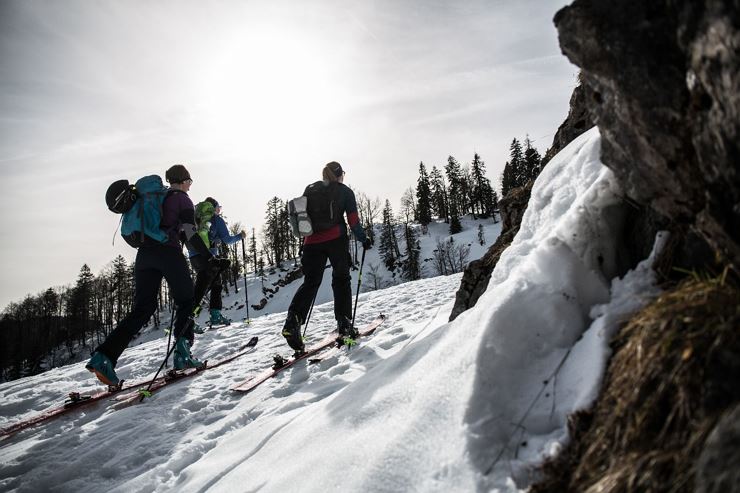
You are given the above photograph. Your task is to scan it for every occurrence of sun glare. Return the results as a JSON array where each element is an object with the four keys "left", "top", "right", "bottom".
[{"left": 199, "top": 27, "right": 349, "bottom": 156}]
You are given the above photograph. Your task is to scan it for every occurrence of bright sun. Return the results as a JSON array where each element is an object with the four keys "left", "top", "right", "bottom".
[{"left": 199, "top": 26, "right": 349, "bottom": 156}]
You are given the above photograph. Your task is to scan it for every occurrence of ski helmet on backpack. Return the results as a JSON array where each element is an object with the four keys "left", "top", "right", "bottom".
[{"left": 106, "top": 180, "right": 138, "bottom": 214}]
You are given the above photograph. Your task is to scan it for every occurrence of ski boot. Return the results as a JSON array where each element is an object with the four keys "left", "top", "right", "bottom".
[
  {"left": 281, "top": 313, "right": 305, "bottom": 353},
  {"left": 173, "top": 337, "right": 205, "bottom": 370},
  {"left": 85, "top": 351, "right": 121, "bottom": 386},
  {"left": 193, "top": 322, "right": 205, "bottom": 334},
  {"left": 337, "top": 316, "right": 358, "bottom": 346},
  {"left": 209, "top": 309, "right": 232, "bottom": 326}
]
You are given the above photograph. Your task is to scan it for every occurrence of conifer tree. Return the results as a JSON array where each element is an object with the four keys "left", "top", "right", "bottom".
[
  {"left": 509, "top": 138, "right": 524, "bottom": 188},
  {"left": 484, "top": 185, "right": 499, "bottom": 222},
  {"left": 501, "top": 161, "right": 514, "bottom": 197},
  {"left": 449, "top": 212, "right": 462, "bottom": 234},
  {"left": 429, "top": 165, "right": 448, "bottom": 222},
  {"left": 69, "top": 264, "right": 94, "bottom": 346},
  {"left": 415, "top": 162, "right": 433, "bottom": 229},
  {"left": 249, "top": 228, "right": 258, "bottom": 274},
  {"left": 378, "top": 200, "right": 398, "bottom": 271},
  {"left": 401, "top": 224, "right": 421, "bottom": 281},
  {"left": 445, "top": 156, "right": 463, "bottom": 220},
  {"left": 263, "top": 197, "right": 285, "bottom": 266},
  {"left": 523, "top": 135, "right": 543, "bottom": 183},
  {"left": 470, "top": 153, "right": 493, "bottom": 218}
]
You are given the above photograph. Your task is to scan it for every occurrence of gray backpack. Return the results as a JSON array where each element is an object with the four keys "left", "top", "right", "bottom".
[{"left": 287, "top": 196, "right": 313, "bottom": 237}]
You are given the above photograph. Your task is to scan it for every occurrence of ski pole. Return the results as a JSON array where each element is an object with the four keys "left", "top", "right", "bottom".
[
  {"left": 140, "top": 265, "right": 227, "bottom": 402},
  {"left": 241, "top": 237, "right": 250, "bottom": 323},
  {"left": 351, "top": 247, "right": 367, "bottom": 331},
  {"left": 164, "top": 302, "right": 176, "bottom": 368},
  {"left": 302, "top": 291, "right": 318, "bottom": 339}
]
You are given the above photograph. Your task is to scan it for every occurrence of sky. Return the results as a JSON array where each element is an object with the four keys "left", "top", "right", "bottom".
[{"left": 0, "top": 0, "right": 576, "bottom": 309}]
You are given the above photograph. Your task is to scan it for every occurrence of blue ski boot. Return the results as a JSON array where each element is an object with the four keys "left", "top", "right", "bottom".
[
  {"left": 85, "top": 351, "right": 120, "bottom": 386},
  {"left": 209, "top": 309, "right": 231, "bottom": 326},
  {"left": 173, "top": 337, "right": 204, "bottom": 370}
]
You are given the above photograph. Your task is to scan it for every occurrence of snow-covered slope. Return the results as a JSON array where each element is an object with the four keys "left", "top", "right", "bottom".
[
  {"left": 197, "top": 215, "right": 501, "bottom": 324},
  {"left": 0, "top": 127, "right": 665, "bottom": 492}
]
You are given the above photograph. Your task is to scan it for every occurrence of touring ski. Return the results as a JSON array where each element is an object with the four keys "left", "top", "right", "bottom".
[
  {"left": 231, "top": 315, "right": 386, "bottom": 394},
  {"left": 113, "top": 336, "right": 259, "bottom": 404},
  {"left": 0, "top": 336, "right": 259, "bottom": 440}
]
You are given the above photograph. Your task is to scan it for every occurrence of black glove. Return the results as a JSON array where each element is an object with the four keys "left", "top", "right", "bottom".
[
  {"left": 362, "top": 238, "right": 373, "bottom": 250},
  {"left": 208, "top": 257, "right": 231, "bottom": 271}
]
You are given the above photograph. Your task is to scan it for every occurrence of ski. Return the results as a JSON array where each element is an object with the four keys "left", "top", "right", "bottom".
[
  {"left": 0, "top": 336, "right": 259, "bottom": 440},
  {"left": 231, "top": 315, "right": 386, "bottom": 394},
  {"left": 206, "top": 322, "right": 231, "bottom": 330},
  {"left": 113, "top": 335, "right": 259, "bottom": 404}
]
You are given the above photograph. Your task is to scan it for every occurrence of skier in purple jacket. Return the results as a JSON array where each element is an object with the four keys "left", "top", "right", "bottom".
[{"left": 86, "top": 165, "right": 228, "bottom": 386}]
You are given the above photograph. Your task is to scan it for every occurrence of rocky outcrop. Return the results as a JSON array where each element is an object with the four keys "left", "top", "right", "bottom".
[
  {"left": 449, "top": 185, "right": 531, "bottom": 321},
  {"left": 524, "top": 1, "right": 740, "bottom": 491},
  {"left": 554, "top": 0, "right": 740, "bottom": 272},
  {"left": 695, "top": 403, "right": 740, "bottom": 493},
  {"left": 449, "top": 83, "right": 595, "bottom": 322}
]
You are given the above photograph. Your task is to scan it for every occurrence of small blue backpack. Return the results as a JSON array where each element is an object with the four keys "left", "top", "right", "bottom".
[{"left": 106, "top": 175, "right": 172, "bottom": 248}]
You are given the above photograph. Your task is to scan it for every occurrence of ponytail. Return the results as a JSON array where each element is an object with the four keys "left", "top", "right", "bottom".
[{"left": 322, "top": 161, "right": 344, "bottom": 182}]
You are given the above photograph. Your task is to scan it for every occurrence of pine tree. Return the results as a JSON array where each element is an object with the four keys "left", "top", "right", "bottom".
[
  {"left": 509, "top": 138, "right": 524, "bottom": 188},
  {"left": 501, "top": 161, "right": 514, "bottom": 197},
  {"left": 378, "top": 200, "right": 398, "bottom": 271},
  {"left": 415, "top": 162, "right": 433, "bottom": 229},
  {"left": 429, "top": 165, "right": 448, "bottom": 222},
  {"left": 445, "top": 156, "right": 464, "bottom": 233},
  {"left": 522, "top": 135, "right": 543, "bottom": 183},
  {"left": 249, "top": 228, "right": 258, "bottom": 274},
  {"left": 484, "top": 185, "right": 499, "bottom": 222},
  {"left": 445, "top": 156, "right": 463, "bottom": 217},
  {"left": 111, "top": 255, "right": 131, "bottom": 324},
  {"left": 460, "top": 165, "right": 473, "bottom": 216},
  {"left": 263, "top": 197, "right": 286, "bottom": 266},
  {"left": 69, "top": 264, "right": 94, "bottom": 347},
  {"left": 470, "top": 153, "right": 492, "bottom": 218},
  {"left": 449, "top": 213, "right": 462, "bottom": 234},
  {"left": 401, "top": 224, "right": 421, "bottom": 281}
]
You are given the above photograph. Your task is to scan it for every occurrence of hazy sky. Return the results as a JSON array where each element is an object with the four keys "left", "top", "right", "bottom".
[{"left": 0, "top": 0, "right": 575, "bottom": 309}]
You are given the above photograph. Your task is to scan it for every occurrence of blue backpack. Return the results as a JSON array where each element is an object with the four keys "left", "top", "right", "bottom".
[{"left": 117, "top": 175, "right": 172, "bottom": 248}]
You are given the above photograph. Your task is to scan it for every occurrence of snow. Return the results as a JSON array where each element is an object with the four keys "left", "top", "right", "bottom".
[{"left": 0, "top": 127, "right": 665, "bottom": 492}]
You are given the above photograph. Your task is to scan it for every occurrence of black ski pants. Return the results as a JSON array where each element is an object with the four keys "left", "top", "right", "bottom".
[
  {"left": 288, "top": 236, "right": 352, "bottom": 323},
  {"left": 190, "top": 254, "right": 223, "bottom": 311},
  {"left": 96, "top": 245, "right": 194, "bottom": 366}
]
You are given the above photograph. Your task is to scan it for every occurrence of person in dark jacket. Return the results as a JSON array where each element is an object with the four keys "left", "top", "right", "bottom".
[
  {"left": 188, "top": 197, "right": 246, "bottom": 326},
  {"left": 281, "top": 161, "right": 372, "bottom": 354},
  {"left": 86, "top": 165, "right": 225, "bottom": 386}
]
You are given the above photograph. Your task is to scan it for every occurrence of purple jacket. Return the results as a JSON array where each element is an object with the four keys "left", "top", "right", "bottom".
[{"left": 160, "top": 191, "right": 196, "bottom": 249}]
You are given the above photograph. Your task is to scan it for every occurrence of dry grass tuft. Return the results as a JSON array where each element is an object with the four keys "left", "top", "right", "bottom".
[{"left": 531, "top": 276, "right": 740, "bottom": 493}]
